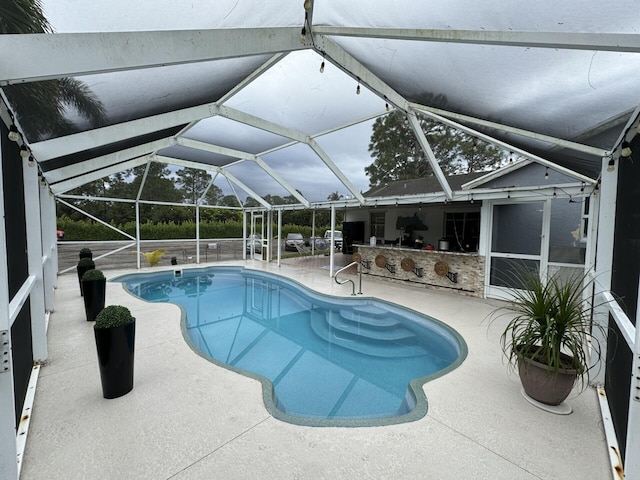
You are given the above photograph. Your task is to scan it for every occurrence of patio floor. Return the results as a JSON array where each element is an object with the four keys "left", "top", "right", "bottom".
[{"left": 20, "top": 257, "right": 612, "bottom": 479}]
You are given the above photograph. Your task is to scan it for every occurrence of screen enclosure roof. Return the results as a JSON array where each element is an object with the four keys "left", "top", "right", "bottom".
[{"left": 1, "top": 0, "right": 639, "bottom": 207}]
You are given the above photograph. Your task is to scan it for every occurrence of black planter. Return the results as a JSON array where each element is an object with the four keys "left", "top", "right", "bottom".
[
  {"left": 77, "top": 265, "right": 95, "bottom": 296},
  {"left": 82, "top": 278, "right": 106, "bottom": 321},
  {"left": 94, "top": 320, "right": 135, "bottom": 399}
]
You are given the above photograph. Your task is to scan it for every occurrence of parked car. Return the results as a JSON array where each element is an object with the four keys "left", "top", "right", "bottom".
[
  {"left": 246, "top": 234, "right": 262, "bottom": 254},
  {"left": 324, "top": 230, "right": 343, "bottom": 250},
  {"left": 285, "top": 233, "right": 305, "bottom": 252}
]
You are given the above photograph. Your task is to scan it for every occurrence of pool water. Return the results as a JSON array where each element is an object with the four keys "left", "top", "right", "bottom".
[{"left": 116, "top": 267, "right": 467, "bottom": 426}]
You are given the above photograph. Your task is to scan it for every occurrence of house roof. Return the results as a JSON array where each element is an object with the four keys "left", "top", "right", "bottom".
[
  {"left": 2, "top": 1, "right": 638, "bottom": 209},
  {"left": 364, "top": 172, "right": 488, "bottom": 198}
]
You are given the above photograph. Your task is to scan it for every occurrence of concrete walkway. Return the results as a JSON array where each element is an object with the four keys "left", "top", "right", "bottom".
[{"left": 21, "top": 259, "right": 611, "bottom": 480}]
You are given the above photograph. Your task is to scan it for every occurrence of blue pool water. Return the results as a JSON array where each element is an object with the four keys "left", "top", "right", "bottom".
[{"left": 115, "top": 267, "right": 467, "bottom": 426}]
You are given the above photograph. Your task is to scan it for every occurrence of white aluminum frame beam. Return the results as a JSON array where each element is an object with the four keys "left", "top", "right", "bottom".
[
  {"left": 312, "top": 27, "right": 640, "bottom": 54},
  {"left": 409, "top": 103, "right": 610, "bottom": 158},
  {"left": 43, "top": 137, "right": 174, "bottom": 183},
  {"left": 406, "top": 111, "right": 453, "bottom": 199},
  {"left": 154, "top": 155, "right": 271, "bottom": 209},
  {"left": 411, "top": 106, "right": 598, "bottom": 185},
  {"left": 0, "top": 28, "right": 305, "bottom": 85},
  {"left": 176, "top": 138, "right": 310, "bottom": 206},
  {"left": 50, "top": 156, "right": 150, "bottom": 195}
]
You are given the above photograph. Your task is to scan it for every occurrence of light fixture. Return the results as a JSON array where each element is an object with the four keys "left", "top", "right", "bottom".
[
  {"left": 552, "top": 188, "right": 557, "bottom": 198},
  {"left": 607, "top": 157, "right": 616, "bottom": 172},
  {"left": 507, "top": 191, "right": 511, "bottom": 199},
  {"left": 27, "top": 155, "right": 35, "bottom": 167},
  {"left": 356, "top": 80, "right": 361, "bottom": 95},
  {"left": 40, "top": 175, "right": 47, "bottom": 187},
  {"left": 299, "top": 13, "right": 308, "bottom": 43},
  {"left": 544, "top": 167, "right": 549, "bottom": 180},
  {"left": 621, "top": 141, "right": 632, "bottom": 157},
  {"left": 8, "top": 125, "right": 20, "bottom": 142},
  {"left": 509, "top": 151, "right": 513, "bottom": 163},
  {"left": 580, "top": 183, "right": 585, "bottom": 193},
  {"left": 19, "top": 145, "right": 29, "bottom": 158},
  {"left": 319, "top": 59, "right": 325, "bottom": 73},
  {"left": 303, "top": 0, "right": 311, "bottom": 9},
  {"left": 470, "top": 196, "right": 474, "bottom": 204}
]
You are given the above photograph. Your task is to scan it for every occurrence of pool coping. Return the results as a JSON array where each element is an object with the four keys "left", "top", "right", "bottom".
[{"left": 112, "top": 265, "right": 469, "bottom": 428}]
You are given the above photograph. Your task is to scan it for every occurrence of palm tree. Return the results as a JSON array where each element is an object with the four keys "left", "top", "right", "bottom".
[{"left": 1, "top": 0, "right": 107, "bottom": 141}]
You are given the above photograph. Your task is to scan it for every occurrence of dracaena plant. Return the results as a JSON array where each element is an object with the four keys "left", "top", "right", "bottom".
[{"left": 492, "top": 266, "right": 609, "bottom": 392}]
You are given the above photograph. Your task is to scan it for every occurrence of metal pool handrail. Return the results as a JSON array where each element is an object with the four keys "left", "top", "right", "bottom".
[{"left": 334, "top": 261, "right": 363, "bottom": 295}]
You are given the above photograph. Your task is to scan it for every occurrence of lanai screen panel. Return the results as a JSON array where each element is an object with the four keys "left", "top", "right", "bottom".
[
  {"left": 225, "top": 51, "right": 385, "bottom": 136},
  {"left": 182, "top": 117, "right": 293, "bottom": 156},
  {"left": 44, "top": 0, "right": 302, "bottom": 32}
]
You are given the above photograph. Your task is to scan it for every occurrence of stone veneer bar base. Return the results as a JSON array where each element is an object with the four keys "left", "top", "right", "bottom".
[{"left": 356, "top": 245, "right": 485, "bottom": 297}]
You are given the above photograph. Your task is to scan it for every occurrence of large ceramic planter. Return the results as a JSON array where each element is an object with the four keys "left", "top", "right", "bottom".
[
  {"left": 517, "top": 354, "right": 577, "bottom": 406},
  {"left": 82, "top": 278, "right": 106, "bottom": 321},
  {"left": 94, "top": 320, "right": 135, "bottom": 399}
]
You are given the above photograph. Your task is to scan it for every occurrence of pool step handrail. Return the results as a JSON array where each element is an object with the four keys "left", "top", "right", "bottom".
[{"left": 334, "top": 261, "right": 363, "bottom": 295}]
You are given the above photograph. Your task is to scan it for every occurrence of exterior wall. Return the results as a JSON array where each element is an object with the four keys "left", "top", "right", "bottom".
[
  {"left": 357, "top": 245, "right": 485, "bottom": 297},
  {"left": 345, "top": 203, "right": 480, "bottom": 250}
]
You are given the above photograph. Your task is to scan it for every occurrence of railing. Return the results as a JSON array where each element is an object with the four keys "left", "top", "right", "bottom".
[{"left": 334, "top": 261, "right": 363, "bottom": 296}]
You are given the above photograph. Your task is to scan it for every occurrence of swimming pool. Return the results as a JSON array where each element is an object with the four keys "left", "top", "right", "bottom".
[{"left": 115, "top": 266, "right": 467, "bottom": 427}]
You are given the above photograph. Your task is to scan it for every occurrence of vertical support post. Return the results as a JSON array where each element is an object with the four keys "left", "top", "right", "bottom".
[
  {"left": 329, "top": 204, "right": 336, "bottom": 277},
  {"left": 23, "top": 158, "right": 47, "bottom": 362},
  {"left": 311, "top": 210, "right": 316, "bottom": 255},
  {"left": 277, "top": 209, "right": 282, "bottom": 267},
  {"left": 266, "top": 210, "right": 273, "bottom": 262},
  {"left": 42, "top": 187, "right": 57, "bottom": 312},
  {"left": 624, "top": 279, "right": 640, "bottom": 479},
  {"left": 135, "top": 202, "right": 141, "bottom": 270},
  {"left": 592, "top": 158, "right": 618, "bottom": 385},
  {"left": 195, "top": 205, "right": 200, "bottom": 264},
  {"left": 242, "top": 211, "right": 247, "bottom": 260},
  {"left": 0, "top": 129, "right": 18, "bottom": 480}
]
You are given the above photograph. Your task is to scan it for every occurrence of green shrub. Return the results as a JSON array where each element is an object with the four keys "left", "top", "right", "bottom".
[
  {"left": 82, "top": 269, "right": 105, "bottom": 281},
  {"left": 79, "top": 247, "right": 93, "bottom": 258},
  {"left": 77, "top": 257, "right": 95, "bottom": 268},
  {"left": 95, "top": 305, "right": 134, "bottom": 329}
]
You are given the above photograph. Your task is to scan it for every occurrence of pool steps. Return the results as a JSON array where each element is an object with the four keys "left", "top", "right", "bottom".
[{"left": 310, "top": 309, "right": 428, "bottom": 358}]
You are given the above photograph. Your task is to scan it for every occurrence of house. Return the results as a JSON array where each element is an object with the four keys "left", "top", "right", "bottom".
[{"left": 344, "top": 161, "right": 591, "bottom": 299}]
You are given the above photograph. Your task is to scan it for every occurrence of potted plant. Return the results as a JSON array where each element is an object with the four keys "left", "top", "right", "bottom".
[
  {"left": 79, "top": 247, "right": 93, "bottom": 260},
  {"left": 94, "top": 305, "right": 135, "bottom": 399},
  {"left": 82, "top": 269, "right": 106, "bottom": 321},
  {"left": 494, "top": 268, "right": 604, "bottom": 408},
  {"left": 76, "top": 257, "right": 95, "bottom": 296}
]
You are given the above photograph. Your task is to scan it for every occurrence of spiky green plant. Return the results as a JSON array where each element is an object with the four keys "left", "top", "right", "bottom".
[
  {"left": 95, "top": 305, "right": 134, "bottom": 329},
  {"left": 140, "top": 249, "right": 166, "bottom": 267},
  {"left": 493, "top": 267, "right": 606, "bottom": 392}
]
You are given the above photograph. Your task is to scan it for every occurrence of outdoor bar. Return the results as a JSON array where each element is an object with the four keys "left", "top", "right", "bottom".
[{"left": 356, "top": 245, "right": 485, "bottom": 297}]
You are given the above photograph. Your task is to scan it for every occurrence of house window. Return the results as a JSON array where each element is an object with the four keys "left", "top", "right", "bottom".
[
  {"left": 580, "top": 196, "right": 590, "bottom": 241},
  {"left": 444, "top": 211, "right": 480, "bottom": 251},
  {"left": 370, "top": 212, "right": 385, "bottom": 241}
]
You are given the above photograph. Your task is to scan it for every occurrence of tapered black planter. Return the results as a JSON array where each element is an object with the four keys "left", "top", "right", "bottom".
[
  {"left": 94, "top": 320, "right": 135, "bottom": 399},
  {"left": 77, "top": 260, "right": 95, "bottom": 296},
  {"left": 82, "top": 278, "right": 106, "bottom": 321}
]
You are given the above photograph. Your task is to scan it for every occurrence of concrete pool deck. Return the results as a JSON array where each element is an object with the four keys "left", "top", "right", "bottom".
[{"left": 21, "top": 259, "right": 612, "bottom": 479}]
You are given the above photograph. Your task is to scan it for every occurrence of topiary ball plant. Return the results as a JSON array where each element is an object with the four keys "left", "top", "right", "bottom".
[
  {"left": 79, "top": 247, "right": 93, "bottom": 259},
  {"left": 95, "top": 305, "right": 134, "bottom": 329},
  {"left": 82, "top": 268, "right": 105, "bottom": 282},
  {"left": 77, "top": 257, "right": 95, "bottom": 268}
]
